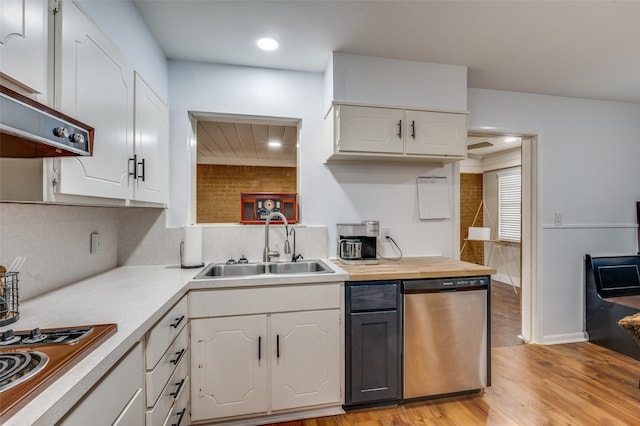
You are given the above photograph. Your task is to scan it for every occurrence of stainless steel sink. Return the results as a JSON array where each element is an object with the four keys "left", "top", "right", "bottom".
[
  {"left": 268, "top": 260, "right": 331, "bottom": 274},
  {"left": 194, "top": 259, "right": 333, "bottom": 279},
  {"left": 197, "top": 263, "right": 267, "bottom": 278}
]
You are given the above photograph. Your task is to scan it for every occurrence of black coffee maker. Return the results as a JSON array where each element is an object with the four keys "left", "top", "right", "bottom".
[{"left": 337, "top": 221, "right": 379, "bottom": 264}]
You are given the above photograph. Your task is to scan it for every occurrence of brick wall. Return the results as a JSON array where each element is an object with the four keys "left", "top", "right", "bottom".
[
  {"left": 460, "top": 173, "right": 484, "bottom": 264},
  {"left": 197, "top": 164, "right": 297, "bottom": 223}
]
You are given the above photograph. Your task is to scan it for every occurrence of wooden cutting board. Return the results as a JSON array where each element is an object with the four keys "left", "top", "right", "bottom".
[{"left": 334, "top": 256, "right": 496, "bottom": 281}]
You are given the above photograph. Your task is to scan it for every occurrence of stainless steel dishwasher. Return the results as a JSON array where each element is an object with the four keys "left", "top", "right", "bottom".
[{"left": 402, "top": 276, "right": 490, "bottom": 400}]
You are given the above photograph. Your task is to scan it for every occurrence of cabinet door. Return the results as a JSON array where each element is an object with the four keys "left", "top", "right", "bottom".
[
  {"left": 337, "top": 105, "right": 403, "bottom": 154},
  {"left": 0, "top": 0, "right": 48, "bottom": 98},
  {"left": 271, "top": 309, "right": 341, "bottom": 411},
  {"left": 190, "top": 316, "right": 268, "bottom": 421},
  {"left": 55, "top": 0, "right": 134, "bottom": 200},
  {"left": 133, "top": 73, "right": 168, "bottom": 204},
  {"left": 348, "top": 310, "right": 401, "bottom": 404},
  {"left": 404, "top": 110, "right": 467, "bottom": 156}
]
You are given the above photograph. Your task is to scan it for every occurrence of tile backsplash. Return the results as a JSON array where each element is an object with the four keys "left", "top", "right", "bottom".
[
  {"left": 0, "top": 203, "right": 119, "bottom": 301},
  {"left": 1, "top": 204, "right": 329, "bottom": 301}
]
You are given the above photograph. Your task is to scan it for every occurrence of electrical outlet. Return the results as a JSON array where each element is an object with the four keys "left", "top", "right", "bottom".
[
  {"left": 90, "top": 232, "right": 101, "bottom": 253},
  {"left": 381, "top": 228, "right": 391, "bottom": 239}
]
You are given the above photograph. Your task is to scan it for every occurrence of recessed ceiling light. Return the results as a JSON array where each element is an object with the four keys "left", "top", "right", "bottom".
[
  {"left": 257, "top": 37, "right": 279, "bottom": 51},
  {"left": 268, "top": 140, "right": 282, "bottom": 148}
]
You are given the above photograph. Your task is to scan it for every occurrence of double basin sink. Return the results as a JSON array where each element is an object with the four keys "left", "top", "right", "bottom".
[{"left": 194, "top": 259, "right": 333, "bottom": 279}]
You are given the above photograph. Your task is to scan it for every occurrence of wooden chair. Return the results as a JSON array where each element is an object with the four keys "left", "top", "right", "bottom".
[{"left": 618, "top": 313, "right": 640, "bottom": 388}]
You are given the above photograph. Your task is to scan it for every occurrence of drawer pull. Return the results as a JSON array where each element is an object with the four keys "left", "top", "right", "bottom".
[
  {"left": 276, "top": 334, "right": 280, "bottom": 358},
  {"left": 172, "top": 407, "right": 186, "bottom": 426},
  {"left": 170, "top": 315, "right": 185, "bottom": 329},
  {"left": 170, "top": 378, "right": 185, "bottom": 398},
  {"left": 258, "top": 336, "right": 262, "bottom": 360},
  {"left": 170, "top": 348, "right": 185, "bottom": 365}
]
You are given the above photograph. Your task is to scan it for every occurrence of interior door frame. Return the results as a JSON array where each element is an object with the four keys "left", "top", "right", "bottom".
[{"left": 461, "top": 130, "right": 540, "bottom": 344}]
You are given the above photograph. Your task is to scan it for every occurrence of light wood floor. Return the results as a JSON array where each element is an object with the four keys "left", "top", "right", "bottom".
[{"left": 269, "top": 281, "right": 640, "bottom": 425}]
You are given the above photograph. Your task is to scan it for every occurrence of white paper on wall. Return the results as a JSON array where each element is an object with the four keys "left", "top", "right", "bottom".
[{"left": 417, "top": 176, "right": 451, "bottom": 220}]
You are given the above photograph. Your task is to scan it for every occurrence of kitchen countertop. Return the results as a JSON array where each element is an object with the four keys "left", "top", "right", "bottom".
[
  {"left": 334, "top": 256, "right": 496, "bottom": 281},
  {"left": 1, "top": 260, "right": 348, "bottom": 426}
]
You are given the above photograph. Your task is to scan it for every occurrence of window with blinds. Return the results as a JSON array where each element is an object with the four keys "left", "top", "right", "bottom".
[{"left": 497, "top": 168, "right": 521, "bottom": 242}]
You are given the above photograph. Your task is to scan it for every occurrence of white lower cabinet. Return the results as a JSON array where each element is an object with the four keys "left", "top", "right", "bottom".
[
  {"left": 270, "top": 310, "right": 341, "bottom": 411},
  {"left": 191, "top": 315, "right": 268, "bottom": 419},
  {"left": 60, "top": 342, "right": 144, "bottom": 426},
  {"left": 189, "top": 284, "right": 342, "bottom": 423}
]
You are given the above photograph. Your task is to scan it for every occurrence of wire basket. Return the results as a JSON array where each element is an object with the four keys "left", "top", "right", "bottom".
[{"left": 1, "top": 272, "right": 19, "bottom": 326}]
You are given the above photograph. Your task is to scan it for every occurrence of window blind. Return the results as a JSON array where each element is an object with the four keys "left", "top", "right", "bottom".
[{"left": 497, "top": 168, "right": 521, "bottom": 243}]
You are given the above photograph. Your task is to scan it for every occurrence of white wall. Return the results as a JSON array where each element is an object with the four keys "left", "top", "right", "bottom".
[
  {"left": 328, "top": 52, "right": 467, "bottom": 112},
  {"left": 468, "top": 88, "right": 640, "bottom": 343},
  {"left": 168, "top": 61, "right": 458, "bottom": 258}
]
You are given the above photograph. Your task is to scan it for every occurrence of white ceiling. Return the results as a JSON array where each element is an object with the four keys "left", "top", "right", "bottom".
[{"left": 133, "top": 0, "right": 640, "bottom": 104}]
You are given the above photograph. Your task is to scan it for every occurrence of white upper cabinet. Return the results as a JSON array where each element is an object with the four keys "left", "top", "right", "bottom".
[
  {"left": 326, "top": 104, "right": 467, "bottom": 163},
  {"left": 132, "top": 73, "right": 168, "bottom": 205},
  {"left": 0, "top": 0, "right": 49, "bottom": 100},
  {"left": 55, "top": 0, "right": 134, "bottom": 201},
  {"left": 404, "top": 109, "right": 467, "bottom": 156},
  {"left": 48, "top": 1, "right": 167, "bottom": 206},
  {"left": 336, "top": 105, "right": 404, "bottom": 154}
]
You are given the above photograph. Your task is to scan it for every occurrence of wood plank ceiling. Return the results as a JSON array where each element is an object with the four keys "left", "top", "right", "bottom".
[{"left": 197, "top": 120, "right": 297, "bottom": 167}]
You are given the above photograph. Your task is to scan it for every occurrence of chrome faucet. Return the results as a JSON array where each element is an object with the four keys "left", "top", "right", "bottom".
[{"left": 263, "top": 212, "right": 290, "bottom": 262}]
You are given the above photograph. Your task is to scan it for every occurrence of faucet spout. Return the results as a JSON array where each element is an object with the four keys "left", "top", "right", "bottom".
[{"left": 263, "top": 212, "right": 289, "bottom": 262}]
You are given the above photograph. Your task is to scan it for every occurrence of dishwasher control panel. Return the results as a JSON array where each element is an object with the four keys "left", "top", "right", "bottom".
[{"left": 402, "top": 276, "right": 490, "bottom": 292}]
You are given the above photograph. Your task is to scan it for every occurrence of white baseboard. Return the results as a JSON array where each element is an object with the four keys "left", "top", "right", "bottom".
[{"left": 540, "top": 331, "right": 588, "bottom": 345}]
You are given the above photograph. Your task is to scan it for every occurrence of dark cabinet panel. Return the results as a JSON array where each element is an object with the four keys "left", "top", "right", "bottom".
[
  {"left": 345, "top": 281, "right": 401, "bottom": 408},
  {"left": 349, "top": 311, "right": 400, "bottom": 404}
]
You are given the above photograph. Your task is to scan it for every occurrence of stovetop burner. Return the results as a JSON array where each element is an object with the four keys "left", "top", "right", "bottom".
[
  {"left": 0, "top": 323, "right": 117, "bottom": 422},
  {"left": 0, "top": 351, "right": 49, "bottom": 391}
]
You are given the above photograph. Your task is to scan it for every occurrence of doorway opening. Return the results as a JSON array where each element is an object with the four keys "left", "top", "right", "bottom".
[{"left": 460, "top": 132, "right": 537, "bottom": 347}]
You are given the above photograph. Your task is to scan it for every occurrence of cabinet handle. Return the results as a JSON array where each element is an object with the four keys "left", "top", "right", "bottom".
[
  {"left": 137, "top": 158, "right": 145, "bottom": 181},
  {"left": 170, "top": 348, "right": 185, "bottom": 365},
  {"left": 411, "top": 120, "right": 416, "bottom": 139},
  {"left": 171, "top": 315, "right": 185, "bottom": 329},
  {"left": 258, "top": 336, "right": 262, "bottom": 360},
  {"left": 170, "top": 378, "right": 185, "bottom": 398},
  {"left": 128, "top": 155, "right": 138, "bottom": 179},
  {"left": 397, "top": 120, "right": 402, "bottom": 139},
  {"left": 172, "top": 408, "right": 186, "bottom": 426},
  {"left": 276, "top": 334, "right": 280, "bottom": 358}
]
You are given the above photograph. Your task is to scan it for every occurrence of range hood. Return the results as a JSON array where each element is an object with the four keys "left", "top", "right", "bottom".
[{"left": 0, "top": 85, "right": 94, "bottom": 158}]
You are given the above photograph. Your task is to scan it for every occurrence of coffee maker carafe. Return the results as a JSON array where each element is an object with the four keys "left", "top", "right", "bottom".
[{"left": 337, "top": 221, "right": 380, "bottom": 264}]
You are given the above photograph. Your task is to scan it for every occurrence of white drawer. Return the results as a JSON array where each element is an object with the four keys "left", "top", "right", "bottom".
[
  {"left": 146, "top": 296, "right": 188, "bottom": 369},
  {"left": 189, "top": 283, "right": 341, "bottom": 318},
  {"left": 161, "top": 376, "right": 190, "bottom": 426},
  {"left": 146, "top": 351, "right": 189, "bottom": 426},
  {"left": 61, "top": 343, "right": 143, "bottom": 425},
  {"left": 146, "top": 325, "right": 189, "bottom": 406}
]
